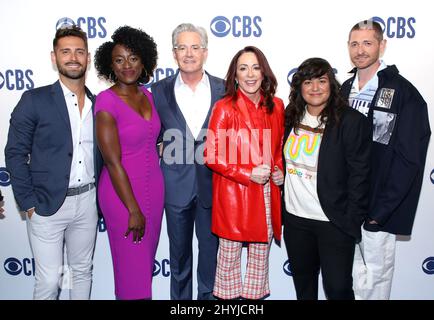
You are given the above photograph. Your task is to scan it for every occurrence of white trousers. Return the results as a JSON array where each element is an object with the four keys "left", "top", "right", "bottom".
[
  {"left": 26, "top": 188, "right": 98, "bottom": 300},
  {"left": 353, "top": 228, "right": 396, "bottom": 300}
]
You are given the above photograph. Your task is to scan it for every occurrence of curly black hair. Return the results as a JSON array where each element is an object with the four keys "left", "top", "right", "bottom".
[
  {"left": 285, "top": 57, "right": 347, "bottom": 132},
  {"left": 94, "top": 26, "right": 157, "bottom": 84}
]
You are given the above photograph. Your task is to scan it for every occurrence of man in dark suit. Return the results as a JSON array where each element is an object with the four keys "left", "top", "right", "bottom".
[
  {"left": 151, "top": 23, "right": 225, "bottom": 300},
  {"left": 5, "top": 25, "right": 102, "bottom": 300}
]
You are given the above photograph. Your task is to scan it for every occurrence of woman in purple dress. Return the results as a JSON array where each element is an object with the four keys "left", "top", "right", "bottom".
[{"left": 94, "top": 26, "right": 163, "bottom": 300}]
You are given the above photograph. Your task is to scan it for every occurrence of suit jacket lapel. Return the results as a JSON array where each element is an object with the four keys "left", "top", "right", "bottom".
[{"left": 51, "top": 80, "right": 72, "bottom": 135}]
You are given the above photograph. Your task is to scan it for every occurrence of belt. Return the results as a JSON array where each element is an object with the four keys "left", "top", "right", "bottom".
[{"left": 66, "top": 183, "right": 95, "bottom": 197}]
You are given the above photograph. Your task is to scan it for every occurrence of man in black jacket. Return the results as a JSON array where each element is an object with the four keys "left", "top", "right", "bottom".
[{"left": 341, "top": 19, "right": 431, "bottom": 300}]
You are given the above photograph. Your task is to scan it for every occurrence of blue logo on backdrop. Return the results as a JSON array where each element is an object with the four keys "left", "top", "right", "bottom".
[
  {"left": 286, "top": 68, "right": 298, "bottom": 86},
  {"left": 55, "top": 17, "right": 107, "bottom": 39},
  {"left": 422, "top": 257, "right": 434, "bottom": 275},
  {"left": 153, "top": 259, "right": 170, "bottom": 277},
  {"left": 283, "top": 260, "right": 292, "bottom": 276},
  {"left": 0, "top": 70, "right": 34, "bottom": 91},
  {"left": 287, "top": 68, "right": 338, "bottom": 85},
  {"left": 145, "top": 67, "right": 176, "bottom": 89},
  {"left": 210, "top": 16, "right": 262, "bottom": 38},
  {"left": 4, "top": 257, "right": 35, "bottom": 276},
  {"left": 430, "top": 169, "right": 434, "bottom": 184},
  {"left": 0, "top": 167, "right": 11, "bottom": 187},
  {"left": 372, "top": 16, "right": 416, "bottom": 38}
]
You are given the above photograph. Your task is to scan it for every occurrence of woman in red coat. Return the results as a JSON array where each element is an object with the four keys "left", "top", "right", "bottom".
[{"left": 205, "top": 46, "right": 284, "bottom": 299}]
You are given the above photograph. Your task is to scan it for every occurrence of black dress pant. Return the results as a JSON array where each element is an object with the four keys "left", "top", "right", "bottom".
[{"left": 283, "top": 213, "right": 356, "bottom": 300}]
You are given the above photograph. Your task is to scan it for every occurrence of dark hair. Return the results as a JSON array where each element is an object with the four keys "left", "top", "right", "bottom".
[
  {"left": 94, "top": 26, "right": 158, "bottom": 84},
  {"left": 53, "top": 25, "right": 88, "bottom": 50},
  {"left": 349, "top": 19, "right": 384, "bottom": 42},
  {"left": 285, "top": 57, "right": 347, "bottom": 131},
  {"left": 225, "top": 46, "right": 277, "bottom": 113}
]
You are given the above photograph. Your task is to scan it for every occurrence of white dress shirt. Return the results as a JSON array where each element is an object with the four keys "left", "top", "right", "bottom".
[
  {"left": 59, "top": 80, "right": 95, "bottom": 188},
  {"left": 174, "top": 72, "right": 211, "bottom": 139}
]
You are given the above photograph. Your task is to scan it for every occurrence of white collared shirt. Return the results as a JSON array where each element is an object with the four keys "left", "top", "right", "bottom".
[
  {"left": 348, "top": 60, "right": 387, "bottom": 117},
  {"left": 59, "top": 80, "right": 95, "bottom": 188},
  {"left": 174, "top": 72, "right": 211, "bottom": 139}
]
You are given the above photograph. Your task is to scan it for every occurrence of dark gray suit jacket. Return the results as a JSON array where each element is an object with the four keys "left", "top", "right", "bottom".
[
  {"left": 151, "top": 71, "right": 225, "bottom": 208},
  {"left": 5, "top": 80, "right": 103, "bottom": 216}
]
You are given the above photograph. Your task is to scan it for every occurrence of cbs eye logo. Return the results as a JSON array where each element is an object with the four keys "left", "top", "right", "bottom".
[
  {"left": 4, "top": 257, "right": 35, "bottom": 276},
  {"left": 372, "top": 16, "right": 416, "bottom": 39},
  {"left": 422, "top": 257, "right": 434, "bottom": 275},
  {"left": 283, "top": 259, "right": 292, "bottom": 276},
  {"left": 55, "top": 16, "right": 107, "bottom": 39},
  {"left": 0, "top": 168, "right": 11, "bottom": 187},
  {"left": 430, "top": 169, "right": 434, "bottom": 185},
  {"left": 153, "top": 259, "right": 170, "bottom": 277},
  {"left": 287, "top": 68, "right": 298, "bottom": 86},
  {"left": 210, "top": 16, "right": 262, "bottom": 38}
]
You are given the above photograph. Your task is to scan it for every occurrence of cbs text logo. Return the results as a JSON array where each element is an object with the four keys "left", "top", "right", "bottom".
[
  {"left": 210, "top": 16, "right": 262, "bottom": 38},
  {"left": 0, "top": 70, "right": 34, "bottom": 91},
  {"left": 372, "top": 16, "right": 416, "bottom": 39},
  {"left": 56, "top": 17, "right": 107, "bottom": 39},
  {"left": 145, "top": 67, "right": 176, "bottom": 88},
  {"left": 153, "top": 259, "right": 170, "bottom": 277},
  {"left": 4, "top": 257, "right": 35, "bottom": 276}
]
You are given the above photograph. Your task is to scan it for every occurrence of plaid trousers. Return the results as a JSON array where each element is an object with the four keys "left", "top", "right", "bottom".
[{"left": 213, "top": 182, "right": 272, "bottom": 300}]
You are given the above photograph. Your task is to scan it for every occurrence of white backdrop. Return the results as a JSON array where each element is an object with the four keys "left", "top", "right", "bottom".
[{"left": 0, "top": 0, "right": 433, "bottom": 300}]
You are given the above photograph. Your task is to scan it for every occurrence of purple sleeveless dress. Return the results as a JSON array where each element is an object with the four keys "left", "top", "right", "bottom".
[{"left": 95, "top": 86, "right": 164, "bottom": 300}]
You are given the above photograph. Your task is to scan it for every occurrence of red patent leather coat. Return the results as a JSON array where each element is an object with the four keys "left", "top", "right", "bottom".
[{"left": 205, "top": 92, "right": 284, "bottom": 242}]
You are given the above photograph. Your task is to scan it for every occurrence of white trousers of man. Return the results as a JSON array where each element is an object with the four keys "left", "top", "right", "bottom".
[
  {"left": 353, "top": 228, "right": 396, "bottom": 300},
  {"left": 26, "top": 188, "right": 98, "bottom": 300}
]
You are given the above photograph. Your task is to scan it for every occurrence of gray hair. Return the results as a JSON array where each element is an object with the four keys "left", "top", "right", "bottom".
[{"left": 171, "top": 23, "right": 208, "bottom": 49}]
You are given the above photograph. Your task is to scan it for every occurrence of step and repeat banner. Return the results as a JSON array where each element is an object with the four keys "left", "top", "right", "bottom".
[{"left": 0, "top": 0, "right": 433, "bottom": 299}]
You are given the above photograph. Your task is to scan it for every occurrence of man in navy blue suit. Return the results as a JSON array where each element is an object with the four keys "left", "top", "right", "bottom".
[
  {"left": 151, "top": 23, "right": 225, "bottom": 300},
  {"left": 5, "top": 25, "right": 102, "bottom": 300}
]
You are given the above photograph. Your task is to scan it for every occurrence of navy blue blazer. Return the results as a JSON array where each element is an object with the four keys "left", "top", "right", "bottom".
[
  {"left": 151, "top": 71, "right": 225, "bottom": 208},
  {"left": 5, "top": 80, "right": 103, "bottom": 216},
  {"left": 341, "top": 66, "right": 431, "bottom": 235}
]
